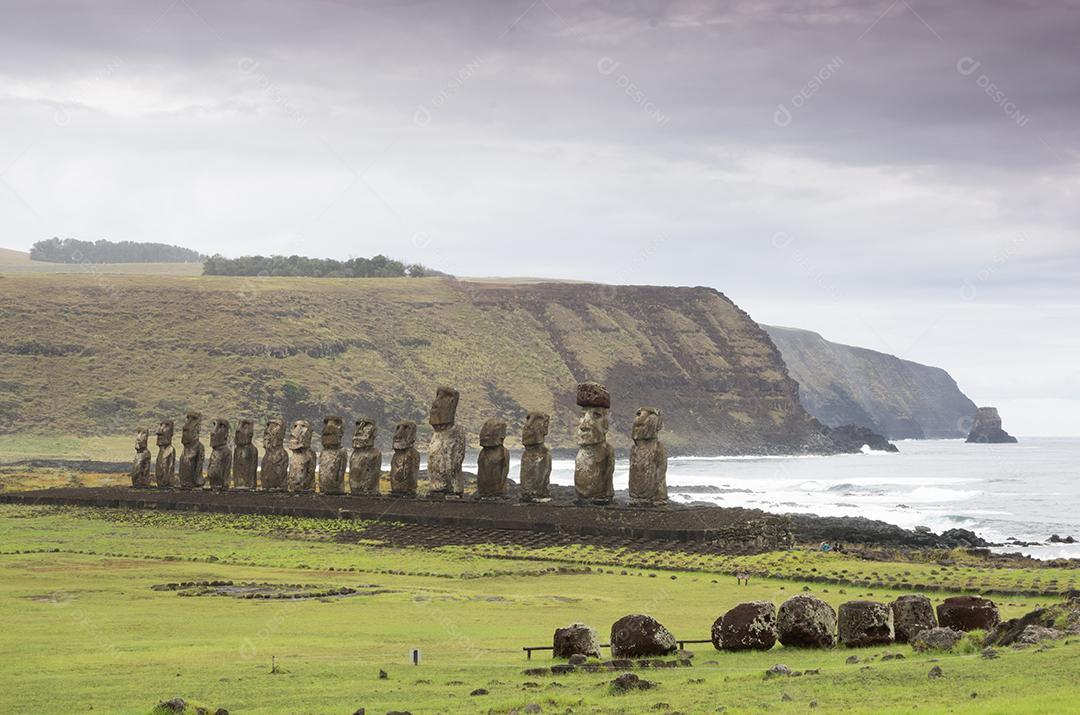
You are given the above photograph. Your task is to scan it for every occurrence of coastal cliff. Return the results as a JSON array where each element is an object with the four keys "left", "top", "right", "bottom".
[
  {"left": 0, "top": 275, "right": 851, "bottom": 455},
  {"left": 764, "top": 325, "right": 976, "bottom": 440}
]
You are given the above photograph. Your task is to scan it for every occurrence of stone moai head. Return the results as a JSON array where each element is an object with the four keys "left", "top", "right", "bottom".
[
  {"left": 632, "top": 407, "right": 663, "bottom": 441},
  {"left": 429, "top": 386, "right": 460, "bottom": 429},
  {"left": 522, "top": 411, "right": 550, "bottom": 447},
  {"left": 181, "top": 412, "right": 202, "bottom": 446},
  {"left": 479, "top": 418, "right": 507, "bottom": 448},
  {"left": 209, "top": 417, "right": 230, "bottom": 448},
  {"left": 156, "top": 419, "right": 174, "bottom": 446},
  {"left": 235, "top": 419, "right": 254, "bottom": 446},
  {"left": 264, "top": 418, "right": 285, "bottom": 449},
  {"left": 135, "top": 428, "right": 149, "bottom": 452},
  {"left": 393, "top": 420, "right": 417, "bottom": 450},
  {"left": 321, "top": 416, "right": 344, "bottom": 449},
  {"left": 575, "top": 382, "right": 611, "bottom": 447},
  {"left": 288, "top": 420, "right": 312, "bottom": 450},
  {"left": 352, "top": 417, "right": 377, "bottom": 449}
]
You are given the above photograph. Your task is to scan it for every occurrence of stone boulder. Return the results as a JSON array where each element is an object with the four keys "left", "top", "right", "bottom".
[
  {"left": 986, "top": 602, "right": 1080, "bottom": 646},
  {"left": 1016, "top": 625, "right": 1061, "bottom": 645},
  {"left": 610, "top": 672, "right": 654, "bottom": 693},
  {"left": 777, "top": 595, "right": 836, "bottom": 648},
  {"left": 937, "top": 596, "right": 1000, "bottom": 632},
  {"left": 838, "top": 600, "right": 893, "bottom": 647},
  {"left": 553, "top": 623, "right": 601, "bottom": 659},
  {"left": 891, "top": 595, "right": 937, "bottom": 643},
  {"left": 610, "top": 614, "right": 677, "bottom": 658},
  {"left": 910, "top": 627, "right": 964, "bottom": 652},
  {"left": 712, "top": 601, "right": 777, "bottom": 651}
]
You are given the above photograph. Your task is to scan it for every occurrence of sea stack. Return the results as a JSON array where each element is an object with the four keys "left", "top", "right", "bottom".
[{"left": 965, "top": 407, "right": 1018, "bottom": 444}]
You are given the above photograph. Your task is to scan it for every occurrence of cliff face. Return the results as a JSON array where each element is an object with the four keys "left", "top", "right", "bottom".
[
  {"left": 763, "top": 325, "right": 976, "bottom": 440},
  {"left": 0, "top": 275, "right": 837, "bottom": 455}
]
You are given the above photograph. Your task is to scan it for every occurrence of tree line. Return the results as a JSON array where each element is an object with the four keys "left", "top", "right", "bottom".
[
  {"left": 30, "top": 237, "right": 204, "bottom": 264},
  {"left": 201, "top": 254, "right": 446, "bottom": 278}
]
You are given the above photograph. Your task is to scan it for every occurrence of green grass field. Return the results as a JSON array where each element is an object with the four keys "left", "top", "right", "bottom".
[{"left": 2, "top": 504, "right": 1078, "bottom": 714}]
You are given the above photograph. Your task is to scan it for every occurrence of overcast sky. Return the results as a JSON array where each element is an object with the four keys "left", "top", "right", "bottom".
[{"left": 1, "top": 0, "right": 1077, "bottom": 435}]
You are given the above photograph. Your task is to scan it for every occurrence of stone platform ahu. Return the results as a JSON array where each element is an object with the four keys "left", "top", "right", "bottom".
[{"left": 125, "top": 380, "right": 670, "bottom": 507}]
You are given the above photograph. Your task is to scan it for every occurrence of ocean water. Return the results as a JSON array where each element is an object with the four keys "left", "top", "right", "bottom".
[{"left": 531, "top": 437, "right": 1079, "bottom": 561}]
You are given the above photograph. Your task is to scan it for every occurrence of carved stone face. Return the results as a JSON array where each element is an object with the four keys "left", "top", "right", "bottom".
[
  {"left": 181, "top": 412, "right": 201, "bottom": 446},
  {"left": 576, "top": 407, "right": 609, "bottom": 446},
  {"left": 393, "top": 420, "right": 417, "bottom": 450},
  {"left": 428, "top": 386, "right": 460, "bottom": 428},
  {"left": 479, "top": 418, "right": 507, "bottom": 447},
  {"left": 632, "top": 407, "right": 663, "bottom": 441},
  {"left": 352, "top": 417, "right": 377, "bottom": 449},
  {"left": 209, "top": 417, "right": 230, "bottom": 448},
  {"left": 135, "top": 428, "right": 149, "bottom": 451},
  {"left": 235, "top": 419, "right": 254, "bottom": 446},
  {"left": 522, "top": 411, "right": 550, "bottom": 447},
  {"left": 288, "top": 420, "right": 312, "bottom": 450},
  {"left": 263, "top": 419, "right": 284, "bottom": 449},
  {"left": 155, "top": 420, "right": 174, "bottom": 446},
  {"left": 321, "top": 416, "right": 344, "bottom": 449}
]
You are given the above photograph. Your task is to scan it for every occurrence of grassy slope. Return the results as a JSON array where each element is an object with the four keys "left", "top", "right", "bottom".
[
  {"left": 0, "top": 247, "right": 201, "bottom": 275},
  {"left": 1, "top": 505, "right": 1078, "bottom": 714},
  {"left": 0, "top": 273, "right": 823, "bottom": 455}
]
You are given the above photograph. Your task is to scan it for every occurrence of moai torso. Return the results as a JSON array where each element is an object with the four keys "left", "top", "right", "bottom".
[
  {"left": 427, "top": 386, "right": 466, "bottom": 495},
  {"left": 131, "top": 429, "right": 153, "bottom": 488},
  {"left": 389, "top": 421, "right": 419, "bottom": 497},
  {"left": 287, "top": 420, "right": 316, "bottom": 493},
  {"left": 206, "top": 418, "right": 232, "bottom": 490},
  {"left": 317, "top": 416, "right": 347, "bottom": 495},
  {"left": 178, "top": 412, "right": 205, "bottom": 489},
  {"left": 573, "top": 383, "right": 615, "bottom": 504},
  {"left": 476, "top": 418, "right": 510, "bottom": 499},
  {"left": 349, "top": 417, "right": 381, "bottom": 495},
  {"left": 519, "top": 411, "right": 552, "bottom": 502},
  {"left": 231, "top": 419, "right": 258, "bottom": 490},
  {"left": 260, "top": 419, "right": 289, "bottom": 491},
  {"left": 628, "top": 407, "right": 668, "bottom": 506},
  {"left": 154, "top": 420, "right": 176, "bottom": 488}
]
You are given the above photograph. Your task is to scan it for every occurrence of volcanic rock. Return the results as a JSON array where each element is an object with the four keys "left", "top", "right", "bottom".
[
  {"left": 712, "top": 601, "right": 777, "bottom": 651},
  {"left": 890, "top": 595, "right": 937, "bottom": 643},
  {"left": 777, "top": 595, "right": 836, "bottom": 648},
  {"left": 838, "top": 600, "right": 893, "bottom": 647},
  {"left": 610, "top": 614, "right": 677, "bottom": 658},
  {"left": 937, "top": 596, "right": 1000, "bottom": 632},
  {"left": 965, "top": 407, "right": 1018, "bottom": 444},
  {"left": 553, "top": 623, "right": 601, "bottom": 659}
]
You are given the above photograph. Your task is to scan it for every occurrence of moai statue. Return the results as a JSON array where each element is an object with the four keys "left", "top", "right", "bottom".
[
  {"left": 476, "top": 418, "right": 510, "bottom": 499},
  {"left": 232, "top": 418, "right": 258, "bottom": 490},
  {"left": 519, "top": 411, "right": 552, "bottom": 502},
  {"left": 349, "top": 416, "right": 381, "bottom": 495},
  {"left": 206, "top": 417, "right": 232, "bottom": 490},
  {"left": 628, "top": 407, "right": 668, "bottom": 507},
  {"left": 574, "top": 382, "right": 615, "bottom": 505},
  {"left": 178, "top": 411, "right": 205, "bottom": 490},
  {"left": 130, "top": 428, "right": 152, "bottom": 488},
  {"left": 154, "top": 419, "right": 176, "bottom": 488},
  {"left": 287, "top": 419, "right": 317, "bottom": 493},
  {"left": 389, "top": 420, "right": 419, "bottom": 497},
  {"left": 260, "top": 418, "right": 289, "bottom": 492},
  {"left": 427, "top": 386, "right": 466, "bottom": 497},
  {"left": 318, "top": 415, "right": 347, "bottom": 495}
]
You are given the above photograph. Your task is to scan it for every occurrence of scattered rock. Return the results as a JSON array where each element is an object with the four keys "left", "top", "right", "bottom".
[
  {"left": 890, "top": 595, "right": 937, "bottom": 643},
  {"left": 1017, "top": 625, "right": 1061, "bottom": 645},
  {"left": 610, "top": 672, "right": 655, "bottom": 693},
  {"left": 524, "top": 705, "right": 542, "bottom": 714},
  {"left": 845, "top": 655, "right": 859, "bottom": 664},
  {"left": 778, "top": 595, "right": 836, "bottom": 648},
  {"left": 937, "top": 596, "right": 1000, "bottom": 632},
  {"left": 568, "top": 654, "right": 588, "bottom": 666},
  {"left": 981, "top": 648, "right": 999, "bottom": 659},
  {"left": 378, "top": 669, "right": 388, "bottom": 680},
  {"left": 781, "top": 693, "right": 793, "bottom": 702},
  {"left": 610, "top": 614, "right": 677, "bottom": 658},
  {"left": 911, "top": 627, "right": 964, "bottom": 653},
  {"left": 928, "top": 665, "right": 943, "bottom": 680},
  {"left": 838, "top": 600, "right": 893, "bottom": 647},
  {"left": 553, "top": 623, "right": 601, "bottom": 659},
  {"left": 469, "top": 688, "right": 488, "bottom": 696},
  {"left": 159, "top": 699, "right": 186, "bottom": 713},
  {"left": 987, "top": 603, "right": 1077, "bottom": 647},
  {"left": 713, "top": 601, "right": 778, "bottom": 651},
  {"left": 764, "top": 664, "right": 792, "bottom": 679}
]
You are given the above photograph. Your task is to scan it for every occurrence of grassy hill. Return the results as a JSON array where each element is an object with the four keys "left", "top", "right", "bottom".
[
  {"left": 0, "top": 247, "right": 201, "bottom": 276},
  {"left": 765, "top": 325, "right": 977, "bottom": 439},
  {"left": 0, "top": 273, "right": 833, "bottom": 455}
]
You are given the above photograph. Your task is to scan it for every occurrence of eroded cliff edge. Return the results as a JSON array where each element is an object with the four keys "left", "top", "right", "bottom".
[{"left": 0, "top": 275, "right": 844, "bottom": 455}]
